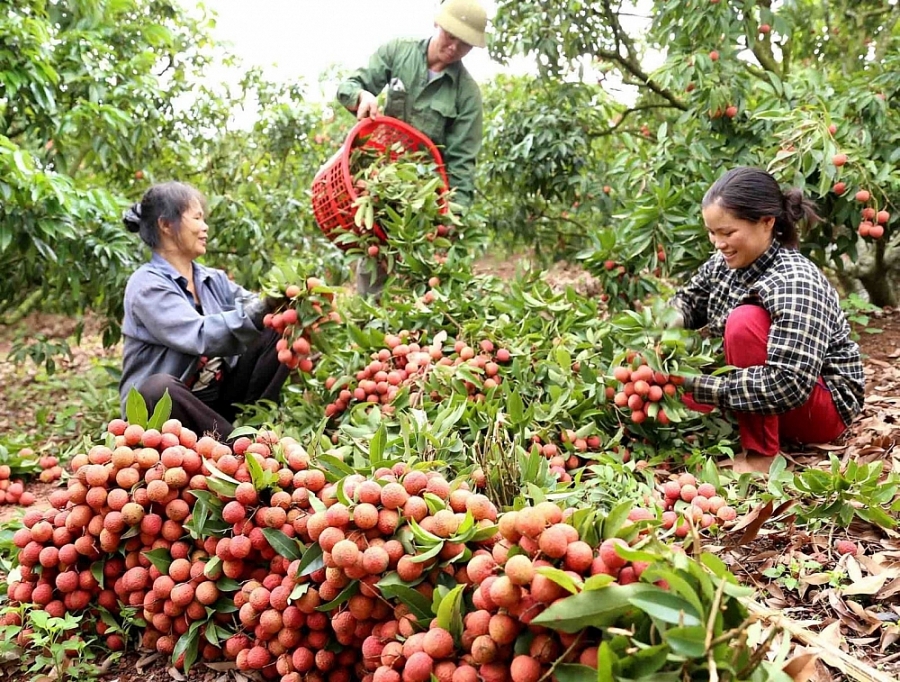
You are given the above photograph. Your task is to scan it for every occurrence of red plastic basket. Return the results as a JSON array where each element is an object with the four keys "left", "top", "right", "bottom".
[{"left": 311, "top": 115, "right": 450, "bottom": 248}]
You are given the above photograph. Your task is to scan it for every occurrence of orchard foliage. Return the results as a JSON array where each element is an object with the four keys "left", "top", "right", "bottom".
[
  {"left": 0, "top": 0, "right": 348, "bottom": 349},
  {"left": 3, "top": 4, "right": 898, "bottom": 678},
  {"left": 1, "top": 0, "right": 210, "bottom": 338},
  {"left": 486, "top": 0, "right": 900, "bottom": 305},
  {"left": 4, "top": 0, "right": 898, "bottom": 347}
]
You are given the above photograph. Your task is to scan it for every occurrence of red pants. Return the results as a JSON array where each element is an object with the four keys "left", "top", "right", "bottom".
[{"left": 684, "top": 305, "right": 847, "bottom": 456}]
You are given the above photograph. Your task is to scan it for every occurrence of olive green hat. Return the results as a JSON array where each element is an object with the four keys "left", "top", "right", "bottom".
[{"left": 435, "top": 0, "right": 487, "bottom": 49}]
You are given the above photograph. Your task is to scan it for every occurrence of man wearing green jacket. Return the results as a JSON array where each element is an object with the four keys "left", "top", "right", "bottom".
[
  {"left": 337, "top": 0, "right": 487, "bottom": 206},
  {"left": 336, "top": 0, "right": 488, "bottom": 297}
]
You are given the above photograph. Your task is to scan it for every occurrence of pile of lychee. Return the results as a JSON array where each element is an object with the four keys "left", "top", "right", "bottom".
[
  {"left": 219, "top": 461, "right": 504, "bottom": 681},
  {"left": 361, "top": 501, "right": 659, "bottom": 682},
  {"left": 5, "top": 418, "right": 500, "bottom": 677},
  {"left": 323, "top": 332, "right": 511, "bottom": 419},
  {"left": 4, "top": 414, "right": 701, "bottom": 681},
  {"left": 0, "top": 449, "right": 63, "bottom": 506},
  {"left": 265, "top": 277, "right": 342, "bottom": 372},
  {"left": 659, "top": 472, "right": 737, "bottom": 537},
  {"left": 0, "top": 462, "right": 35, "bottom": 506},
  {"left": 7, "top": 417, "right": 247, "bottom": 658}
]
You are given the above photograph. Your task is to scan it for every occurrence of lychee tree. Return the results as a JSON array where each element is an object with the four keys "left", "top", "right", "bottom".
[{"left": 478, "top": 76, "right": 618, "bottom": 261}]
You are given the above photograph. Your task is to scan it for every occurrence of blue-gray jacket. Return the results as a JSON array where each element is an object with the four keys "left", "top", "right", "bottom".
[{"left": 118, "top": 253, "right": 265, "bottom": 415}]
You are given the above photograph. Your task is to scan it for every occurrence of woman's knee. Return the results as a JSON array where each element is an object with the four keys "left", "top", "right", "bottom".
[
  {"left": 139, "top": 374, "right": 182, "bottom": 404},
  {"left": 725, "top": 305, "right": 771, "bottom": 347}
]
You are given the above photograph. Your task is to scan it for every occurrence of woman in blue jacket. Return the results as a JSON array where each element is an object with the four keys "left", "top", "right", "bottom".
[{"left": 120, "top": 181, "right": 287, "bottom": 440}]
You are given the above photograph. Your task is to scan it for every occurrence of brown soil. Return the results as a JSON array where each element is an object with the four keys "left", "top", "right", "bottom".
[
  {"left": 473, "top": 250, "right": 604, "bottom": 298},
  {"left": 0, "top": 313, "right": 120, "bottom": 441}
]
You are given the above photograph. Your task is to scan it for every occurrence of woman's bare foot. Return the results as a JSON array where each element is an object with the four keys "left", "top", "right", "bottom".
[{"left": 722, "top": 450, "right": 779, "bottom": 475}]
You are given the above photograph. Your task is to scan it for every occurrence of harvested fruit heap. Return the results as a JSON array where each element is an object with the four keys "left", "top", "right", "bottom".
[
  {"left": 0, "top": 448, "right": 59, "bottom": 506},
  {"left": 3, "top": 419, "right": 768, "bottom": 681},
  {"left": 324, "top": 333, "right": 512, "bottom": 420},
  {"left": 264, "top": 277, "right": 342, "bottom": 372},
  {"left": 0, "top": 464, "right": 36, "bottom": 507}
]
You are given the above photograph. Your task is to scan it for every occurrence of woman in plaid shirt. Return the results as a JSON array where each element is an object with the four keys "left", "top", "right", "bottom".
[{"left": 672, "top": 167, "right": 865, "bottom": 470}]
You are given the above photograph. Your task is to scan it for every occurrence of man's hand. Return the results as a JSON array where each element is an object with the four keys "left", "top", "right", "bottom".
[{"left": 356, "top": 91, "right": 379, "bottom": 120}]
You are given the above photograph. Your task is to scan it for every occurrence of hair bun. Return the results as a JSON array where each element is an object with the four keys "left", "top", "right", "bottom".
[
  {"left": 783, "top": 188, "right": 807, "bottom": 222},
  {"left": 122, "top": 203, "right": 142, "bottom": 233}
]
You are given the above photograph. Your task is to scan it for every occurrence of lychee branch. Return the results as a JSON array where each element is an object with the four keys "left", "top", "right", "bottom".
[
  {"left": 591, "top": 104, "right": 673, "bottom": 138},
  {"left": 593, "top": 0, "right": 688, "bottom": 112}
]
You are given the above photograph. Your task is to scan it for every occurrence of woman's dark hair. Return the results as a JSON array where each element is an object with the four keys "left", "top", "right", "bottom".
[
  {"left": 701, "top": 167, "right": 820, "bottom": 249},
  {"left": 122, "top": 181, "right": 206, "bottom": 249}
]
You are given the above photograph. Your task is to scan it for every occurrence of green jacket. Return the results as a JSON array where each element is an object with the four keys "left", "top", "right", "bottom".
[{"left": 336, "top": 38, "right": 483, "bottom": 206}]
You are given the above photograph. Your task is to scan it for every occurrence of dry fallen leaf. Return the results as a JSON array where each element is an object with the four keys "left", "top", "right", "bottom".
[
  {"left": 880, "top": 624, "right": 900, "bottom": 652},
  {"left": 844, "top": 600, "right": 884, "bottom": 634},
  {"left": 841, "top": 573, "right": 889, "bottom": 597},
  {"left": 876, "top": 576, "right": 900, "bottom": 600},
  {"left": 782, "top": 649, "right": 820, "bottom": 682},
  {"left": 844, "top": 555, "right": 864, "bottom": 583},
  {"left": 800, "top": 573, "right": 833, "bottom": 587},
  {"left": 820, "top": 620, "right": 844, "bottom": 650},
  {"left": 730, "top": 500, "right": 774, "bottom": 545}
]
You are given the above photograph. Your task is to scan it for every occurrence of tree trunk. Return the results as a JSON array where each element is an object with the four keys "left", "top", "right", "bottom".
[{"left": 857, "top": 271, "right": 898, "bottom": 308}]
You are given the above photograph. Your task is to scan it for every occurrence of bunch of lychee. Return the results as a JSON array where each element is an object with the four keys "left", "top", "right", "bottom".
[
  {"left": 610, "top": 353, "right": 683, "bottom": 426},
  {"left": 597, "top": 259, "right": 632, "bottom": 304},
  {"left": 659, "top": 472, "right": 736, "bottom": 537},
  {"left": 266, "top": 277, "right": 342, "bottom": 372},
  {"left": 830, "top": 168, "right": 891, "bottom": 240},
  {"left": 37, "top": 451, "right": 64, "bottom": 484},
  {"left": 416, "top": 275, "right": 442, "bottom": 307},
  {"left": 323, "top": 332, "right": 511, "bottom": 419},
  {"left": 855, "top": 193, "right": 889, "bottom": 240}
]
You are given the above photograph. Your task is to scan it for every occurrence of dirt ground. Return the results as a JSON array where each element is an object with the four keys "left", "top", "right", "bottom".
[{"left": 0, "top": 290, "right": 898, "bottom": 681}]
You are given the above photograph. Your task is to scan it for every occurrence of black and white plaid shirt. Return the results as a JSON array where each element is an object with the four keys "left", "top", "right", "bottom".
[{"left": 673, "top": 241, "right": 865, "bottom": 425}]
